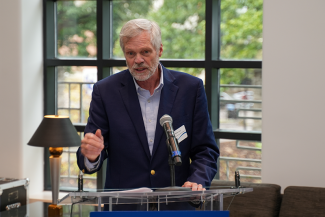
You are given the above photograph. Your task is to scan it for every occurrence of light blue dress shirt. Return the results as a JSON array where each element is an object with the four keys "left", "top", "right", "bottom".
[
  {"left": 85, "top": 64, "right": 163, "bottom": 170},
  {"left": 133, "top": 64, "right": 164, "bottom": 155}
]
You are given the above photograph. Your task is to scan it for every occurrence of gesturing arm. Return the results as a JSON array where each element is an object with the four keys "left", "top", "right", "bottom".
[{"left": 76, "top": 83, "right": 109, "bottom": 174}]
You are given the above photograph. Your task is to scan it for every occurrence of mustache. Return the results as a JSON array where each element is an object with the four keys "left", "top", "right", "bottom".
[{"left": 132, "top": 63, "right": 149, "bottom": 69}]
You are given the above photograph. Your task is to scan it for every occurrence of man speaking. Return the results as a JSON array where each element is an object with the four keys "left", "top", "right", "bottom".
[{"left": 76, "top": 18, "right": 219, "bottom": 209}]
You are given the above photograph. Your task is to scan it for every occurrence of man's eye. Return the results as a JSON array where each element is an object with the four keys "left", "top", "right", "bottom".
[
  {"left": 128, "top": 52, "right": 134, "bottom": 55},
  {"left": 144, "top": 51, "right": 149, "bottom": 54}
]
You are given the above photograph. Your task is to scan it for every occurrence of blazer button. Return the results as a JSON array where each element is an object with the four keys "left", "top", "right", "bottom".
[{"left": 151, "top": 170, "right": 155, "bottom": 175}]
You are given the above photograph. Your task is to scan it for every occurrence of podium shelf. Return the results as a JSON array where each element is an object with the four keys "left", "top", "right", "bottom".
[{"left": 58, "top": 187, "right": 253, "bottom": 212}]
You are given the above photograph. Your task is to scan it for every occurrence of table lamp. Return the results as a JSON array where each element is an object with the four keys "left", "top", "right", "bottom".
[{"left": 27, "top": 115, "right": 81, "bottom": 217}]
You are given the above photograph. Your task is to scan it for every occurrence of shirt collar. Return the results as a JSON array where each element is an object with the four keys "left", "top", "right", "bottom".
[{"left": 133, "top": 63, "right": 164, "bottom": 93}]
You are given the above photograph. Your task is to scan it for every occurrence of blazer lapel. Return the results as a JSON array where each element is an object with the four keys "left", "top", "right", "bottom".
[
  {"left": 152, "top": 66, "right": 179, "bottom": 159},
  {"left": 119, "top": 71, "right": 151, "bottom": 160}
]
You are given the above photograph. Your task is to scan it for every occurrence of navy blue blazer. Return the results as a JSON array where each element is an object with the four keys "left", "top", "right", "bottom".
[{"left": 77, "top": 65, "right": 219, "bottom": 190}]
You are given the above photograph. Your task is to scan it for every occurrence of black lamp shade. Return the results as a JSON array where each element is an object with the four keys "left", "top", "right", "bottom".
[{"left": 27, "top": 115, "right": 81, "bottom": 147}]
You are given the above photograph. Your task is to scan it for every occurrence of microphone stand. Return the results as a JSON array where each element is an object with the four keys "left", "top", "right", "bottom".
[
  {"left": 155, "top": 140, "right": 190, "bottom": 192},
  {"left": 157, "top": 115, "right": 190, "bottom": 192},
  {"left": 168, "top": 153, "right": 176, "bottom": 187}
]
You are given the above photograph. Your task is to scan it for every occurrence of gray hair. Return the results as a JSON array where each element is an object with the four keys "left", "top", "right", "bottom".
[{"left": 119, "top": 19, "right": 161, "bottom": 53}]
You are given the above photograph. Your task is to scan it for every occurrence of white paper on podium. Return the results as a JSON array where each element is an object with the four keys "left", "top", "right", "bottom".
[{"left": 114, "top": 187, "right": 153, "bottom": 193}]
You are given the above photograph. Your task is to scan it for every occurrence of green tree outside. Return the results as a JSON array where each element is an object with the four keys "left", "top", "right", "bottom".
[{"left": 55, "top": 0, "right": 263, "bottom": 187}]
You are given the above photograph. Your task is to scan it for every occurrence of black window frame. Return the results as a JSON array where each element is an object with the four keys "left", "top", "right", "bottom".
[{"left": 43, "top": 0, "right": 262, "bottom": 191}]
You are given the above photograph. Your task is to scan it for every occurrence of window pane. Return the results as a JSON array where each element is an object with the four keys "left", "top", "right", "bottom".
[
  {"left": 219, "top": 68, "right": 262, "bottom": 131},
  {"left": 168, "top": 68, "right": 205, "bottom": 84},
  {"left": 112, "top": 67, "right": 128, "bottom": 75},
  {"left": 60, "top": 176, "right": 97, "bottom": 190},
  {"left": 220, "top": 0, "right": 263, "bottom": 59},
  {"left": 61, "top": 152, "right": 69, "bottom": 176},
  {"left": 57, "top": 66, "right": 97, "bottom": 124},
  {"left": 58, "top": 109, "right": 69, "bottom": 117},
  {"left": 112, "top": 0, "right": 205, "bottom": 59},
  {"left": 57, "top": 1, "right": 97, "bottom": 58},
  {"left": 61, "top": 146, "right": 97, "bottom": 190},
  {"left": 218, "top": 139, "right": 262, "bottom": 183}
]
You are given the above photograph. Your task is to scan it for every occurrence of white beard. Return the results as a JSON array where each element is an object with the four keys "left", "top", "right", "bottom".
[{"left": 128, "top": 54, "right": 159, "bottom": 82}]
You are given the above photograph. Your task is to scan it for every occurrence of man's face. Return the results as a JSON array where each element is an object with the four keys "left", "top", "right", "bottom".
[{"left": 123, "top": 31, "right": 163, "bottom": 81}]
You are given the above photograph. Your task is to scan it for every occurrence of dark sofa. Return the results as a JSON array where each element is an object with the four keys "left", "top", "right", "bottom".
[
  {"left": 279, "top": 186, "right": 325, "bottom": 217},
  {"left": 207, "top": 180, "right": 282, "bottom": 217},
  {"left": 203, "top": 180, "right": 325, "bottom": 217}
]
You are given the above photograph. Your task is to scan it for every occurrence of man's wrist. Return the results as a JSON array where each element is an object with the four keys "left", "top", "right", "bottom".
[
  {"left": 84, "top": 153, "right": 101, "bottom": 172},
  {"left": 88, "top": 155, "right": 100, "bottom": 163}
]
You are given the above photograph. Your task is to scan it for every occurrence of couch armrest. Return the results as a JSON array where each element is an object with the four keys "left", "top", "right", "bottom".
[{"left": 206, "top": 180, "right": 282, "bottom": 217}]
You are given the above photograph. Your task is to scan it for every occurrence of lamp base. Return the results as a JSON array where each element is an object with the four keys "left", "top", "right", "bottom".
[
  {"left": 49, "top": 149, "right": 62, "bottom": 204},
  {"left": 48, "top": 204, "right": 63, "bottom": 217}
]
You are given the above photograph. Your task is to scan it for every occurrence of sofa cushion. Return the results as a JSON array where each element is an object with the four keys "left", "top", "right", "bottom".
[
  {"left": 205, "top": 180, "right": 282, "bottom": 217},
  {"left": 279, "top": 186, "right": 325, "bottom": 217}
]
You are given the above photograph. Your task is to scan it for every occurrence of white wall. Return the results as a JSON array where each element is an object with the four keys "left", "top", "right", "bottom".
[
  {"left": 262, "top": 0, "right": 325, "bottom": 191},
  {"left": 0, "top": 1, "right": 22, "bottom": 177},
  {"left": 0, "top": 0, "right": 43, "bottom": 194}
]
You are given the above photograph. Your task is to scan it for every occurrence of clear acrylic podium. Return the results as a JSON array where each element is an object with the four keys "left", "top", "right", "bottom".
[{"left": 58, "top": 187, "right": 253, "bottom": 212}]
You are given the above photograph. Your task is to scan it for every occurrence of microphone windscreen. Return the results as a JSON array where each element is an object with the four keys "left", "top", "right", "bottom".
[{"left": 160, "top": 114, "right": 173, "bottom": 126}]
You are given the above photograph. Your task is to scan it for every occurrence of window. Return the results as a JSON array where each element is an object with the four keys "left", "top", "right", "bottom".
[{"left": 43, "top": 0, "right": 263, "bottom": 191}]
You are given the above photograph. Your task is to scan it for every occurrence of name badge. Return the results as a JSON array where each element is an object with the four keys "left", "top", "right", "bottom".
[{"left": 174, "top": 125, "right": 188, "bottom": 143}]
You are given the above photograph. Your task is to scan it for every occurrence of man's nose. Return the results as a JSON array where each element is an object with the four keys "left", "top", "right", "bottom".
[{"left": 135, "top": 54, "right": 144, "bottom": 64}]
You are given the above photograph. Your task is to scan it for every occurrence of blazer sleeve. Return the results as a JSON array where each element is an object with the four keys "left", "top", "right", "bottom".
[
  {"left": 76, "top": 83, "right": 109, "bottom": 174},
  {"left": 186, "top": 79, "right": 220, "bottom": 187}
]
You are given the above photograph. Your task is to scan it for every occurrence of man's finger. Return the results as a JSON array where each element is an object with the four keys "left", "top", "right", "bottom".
[
  {"left": 191, "top": 183, "right": 198, "bottom": 191},
  {"left": 80, "top": 144, "right": 102, "bottom": 156},
  {"left": 81, "top": 139, "right": 102, "bottom": 150},
  {"left": 81, "top": 143, "right": 102, "bottom": 152},
  {"left": 82, "top": 133, "right": 104, "bottom": 149},
  {"left": 84, "top": 132, "right": 102, "bottom": 143},
  {"left": 182, "top": 181, "right": 192, "bottom": 188},
  {"left": 95, "top": 129, "right": 103, "bottom": 140},
  {"left": 182, "top": 181, "right": 205, "bottom": 191}
]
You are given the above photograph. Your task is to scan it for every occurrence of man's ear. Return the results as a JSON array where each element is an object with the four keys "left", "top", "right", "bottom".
[{"left": 158, "top": 43, "right": 163, "bottom": 57}]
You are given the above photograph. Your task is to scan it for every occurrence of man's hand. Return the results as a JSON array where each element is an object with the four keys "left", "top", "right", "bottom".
[
  {"left": 182, "top": 181, "right": 206, "bottom": 191},
  {"left": 81, "top": 129, "right": 104, "bottom": 162}
]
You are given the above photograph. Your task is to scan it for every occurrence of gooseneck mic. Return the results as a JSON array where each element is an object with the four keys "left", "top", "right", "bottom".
[
  {"left": 160, "top": 114, "right": 182, "bottom": 166},
  {"left": 78, "top": 170, "right": 83, "bottom": 192},
  {"left": 235, "top": 171, "right": 241, "bottom": 188}
]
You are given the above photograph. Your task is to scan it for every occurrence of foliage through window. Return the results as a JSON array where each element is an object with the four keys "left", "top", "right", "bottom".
[{"left": 44, "top": 0, "right": 263, "bottom": 191}]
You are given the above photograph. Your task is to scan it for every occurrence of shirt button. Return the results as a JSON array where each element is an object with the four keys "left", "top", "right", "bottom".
[
  {"left": 147, "top": 100, "right": 150, "bottom": 103},
  {"left": 149, "top": 119, "right": 151, "bottom": 122},
  {"left": 151, "top": 170, "right": 155, "bottom": 175},
  {"left": 150, "top": 139, "right": 153, "bottom": 143}
]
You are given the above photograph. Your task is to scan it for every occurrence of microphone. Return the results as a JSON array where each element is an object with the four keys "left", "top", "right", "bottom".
[
  {"left": 160, "top": 114, "right": 182, "bottom": 166},
  {"left": 78, "top": 170, "right": 83, "bottom": 192},
  {"left": 235, "top": 171, "right": 241, "bottom": 188}
]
